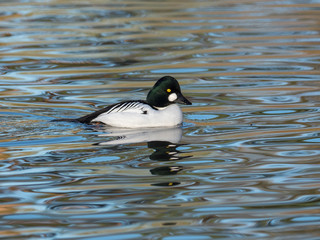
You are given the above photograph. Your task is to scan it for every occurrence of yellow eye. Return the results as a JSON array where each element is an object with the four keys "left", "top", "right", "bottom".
[{"left": 167, "top": 88, "right": 171, "bottom": 93}]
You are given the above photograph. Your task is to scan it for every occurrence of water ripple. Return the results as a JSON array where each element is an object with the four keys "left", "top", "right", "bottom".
[{"left": 1, "top": 0, "right": 320, "bottom": 239}]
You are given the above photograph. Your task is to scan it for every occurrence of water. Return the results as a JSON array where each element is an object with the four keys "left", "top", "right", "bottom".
[{"left": 1, "top": 0, "right": 320, "bottom": 239}]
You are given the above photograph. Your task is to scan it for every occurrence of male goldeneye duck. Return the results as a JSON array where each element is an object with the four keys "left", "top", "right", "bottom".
[{"left": 54, "top": 76, "right": 192, "bottom": 128}]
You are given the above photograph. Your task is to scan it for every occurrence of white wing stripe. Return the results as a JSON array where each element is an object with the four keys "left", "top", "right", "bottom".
[
  {"left": 107, "top": 104, "right": 119, "bottom": 114},
  {"left": 118, "top": 102, "right": 129, "bottom": 112},
  {"left": 104, "top": 101, "right": 148, "bottom": 114},
  {"left": 116, "top": 103, "right": 125, "bottom": 112}
]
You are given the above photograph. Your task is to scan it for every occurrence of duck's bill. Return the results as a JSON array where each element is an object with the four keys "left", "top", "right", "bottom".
[{"left": 175, "top": 93, "right": 192, "bottom": 105}]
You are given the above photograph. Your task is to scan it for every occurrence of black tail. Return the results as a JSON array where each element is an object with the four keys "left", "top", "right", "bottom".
[
  {"left": 51, "top": 105, "right": 114, "bottom": 124},
  {"left": 51, "top": 118, "right": 81, "bottom": 123},
  {"left": 51, "top": 116, "right": 93, "bottom": 124}
]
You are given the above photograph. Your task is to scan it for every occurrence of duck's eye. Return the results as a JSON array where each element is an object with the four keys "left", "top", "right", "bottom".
[{"left": 167, "top": 88, "right": 171, "bottom": 93}]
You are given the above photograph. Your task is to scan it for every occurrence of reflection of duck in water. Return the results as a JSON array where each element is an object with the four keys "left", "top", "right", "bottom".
[
  {"left": 96, "top": 127, "right": 183, "bottom": 145},
  {"left": 147, "top": 140, "right": 191, "bottom": 184},
  {"left": 53, "top": 76, "right": 191, "bottom": 128},
  {"left": 96, "top": 127, "right": 191, "bottom": 186},
  {"left": 147, "top": 141, "right": 191, "bottom": 162}
]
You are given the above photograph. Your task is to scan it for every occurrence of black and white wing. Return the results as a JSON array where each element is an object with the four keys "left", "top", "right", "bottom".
[
  {"left": 101, "top": 101, "right": 149, "bottom": 115},
  {"left": 76, "top": 100, "right": 153, "bottom": 124}
]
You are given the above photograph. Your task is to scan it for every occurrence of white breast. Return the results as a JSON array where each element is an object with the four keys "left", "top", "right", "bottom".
[{"left": 92, "top": 104, "right": 183, "bottom": 128}]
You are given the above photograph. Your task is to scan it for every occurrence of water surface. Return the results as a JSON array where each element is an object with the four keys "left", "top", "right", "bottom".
[{"left": 1, "top": 0, "right": 320, "bottom": 239}]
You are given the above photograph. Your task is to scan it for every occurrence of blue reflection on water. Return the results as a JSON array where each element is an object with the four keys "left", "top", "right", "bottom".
[{"left": 151, "top": 68, "right": 208, "bottom": 73}]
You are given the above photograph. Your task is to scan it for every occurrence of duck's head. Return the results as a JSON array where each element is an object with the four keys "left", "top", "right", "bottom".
[{"left": 146, "top": 76, "right": 192, "bottom": 108}]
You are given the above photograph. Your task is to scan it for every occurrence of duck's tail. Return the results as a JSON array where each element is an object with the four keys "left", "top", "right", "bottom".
[
  {"left": 51, "top": 118, "right": 81, "bottom": 123},
  {"left": 51, "top": 116, "right": 93, "bottom": 124}
]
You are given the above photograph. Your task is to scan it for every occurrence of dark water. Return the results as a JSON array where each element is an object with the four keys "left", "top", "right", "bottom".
[{"left": 1, "top": 0, "right": 320, "bottom": 239}]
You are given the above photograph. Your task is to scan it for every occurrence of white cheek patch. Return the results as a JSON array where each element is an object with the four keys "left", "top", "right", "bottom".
[{"left": 168, "top": 93, "right": 177, "bottom": 102}]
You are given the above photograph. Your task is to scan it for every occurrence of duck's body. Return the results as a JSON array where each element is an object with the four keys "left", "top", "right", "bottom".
[
  {"left": 86, "top": 101, "right": 183, "bottom": 128},
  {"left": 54, "top": 76, "right": 191, "bottom": 128}
]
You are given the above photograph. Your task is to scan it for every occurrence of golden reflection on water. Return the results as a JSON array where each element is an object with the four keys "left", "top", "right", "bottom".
[{"left": 1, "top": 0, "right": 320, "bottom": 239}]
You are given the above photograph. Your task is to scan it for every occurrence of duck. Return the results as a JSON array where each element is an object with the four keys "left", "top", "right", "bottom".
[{"left": 53, "top": 76, "right": 192, "bottom": 128}]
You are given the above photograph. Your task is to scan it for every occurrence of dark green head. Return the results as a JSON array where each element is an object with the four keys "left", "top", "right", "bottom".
[{"left": 146, "top": 76, "right": 192, "bottom": 108}]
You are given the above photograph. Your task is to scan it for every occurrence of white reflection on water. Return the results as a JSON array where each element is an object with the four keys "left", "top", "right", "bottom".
[{"left": 97, "top": 126, "right": 182, "bottom": 145}]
